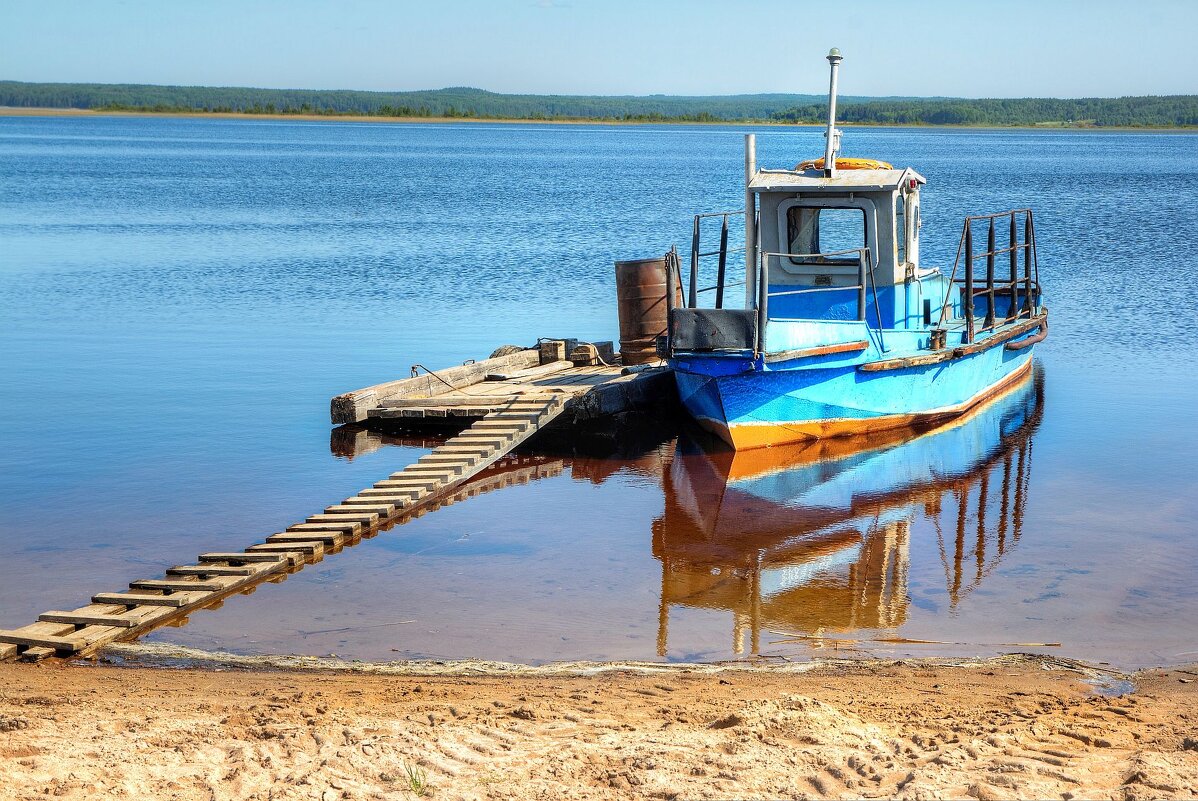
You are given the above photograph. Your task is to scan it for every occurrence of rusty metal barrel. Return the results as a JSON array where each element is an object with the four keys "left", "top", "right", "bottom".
[{"left": 615, "top": 256, "right": 682, "bottom": 365}]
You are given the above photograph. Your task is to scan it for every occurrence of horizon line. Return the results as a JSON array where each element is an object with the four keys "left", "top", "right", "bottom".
[{"left": 2, "top": 79, "right": 1194, "bottom": 103}]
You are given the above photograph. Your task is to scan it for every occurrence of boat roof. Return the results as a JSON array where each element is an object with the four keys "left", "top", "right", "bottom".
[{"left": 749, "top": 167, "right": 926, "bottom": 193}]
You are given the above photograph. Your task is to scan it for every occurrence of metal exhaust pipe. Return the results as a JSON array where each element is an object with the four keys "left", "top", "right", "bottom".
[{"left": 823, "top": 47, "right": 843, "bottom": 178}]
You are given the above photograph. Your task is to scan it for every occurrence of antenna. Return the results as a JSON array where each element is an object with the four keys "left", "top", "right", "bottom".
[{"left": 823, "top": 47, "right": 843, "bottom": 178}]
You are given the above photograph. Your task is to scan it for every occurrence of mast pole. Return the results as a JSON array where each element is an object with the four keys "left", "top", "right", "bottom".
[
  {"left": 823, "top": 47, "right": 843, "bottom": 178},
  {"left": 744, "top": 133, "right": 757, "bottom": 309}
]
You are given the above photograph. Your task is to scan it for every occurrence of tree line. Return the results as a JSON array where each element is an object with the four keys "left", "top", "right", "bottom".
[
  {"left": 1, "top": 81, "right": 1195, "bottom": 127},
  {"left": 770, "top": 96, "right": 1198, "bottom": 127}
]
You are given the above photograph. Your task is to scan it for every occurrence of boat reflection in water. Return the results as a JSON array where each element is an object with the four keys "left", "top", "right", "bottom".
[{"left": 654, "top": 366, "right": 1044, "bottom": 656}]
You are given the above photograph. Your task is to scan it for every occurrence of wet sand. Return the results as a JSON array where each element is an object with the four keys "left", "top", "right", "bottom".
[{"left": 2, "top": 653, "right": 1196, "bottom": 800}]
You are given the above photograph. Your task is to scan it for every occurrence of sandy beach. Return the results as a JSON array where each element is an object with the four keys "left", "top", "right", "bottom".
[{"left": 1, "top": 651, "right": 1195, "bottom": 800}]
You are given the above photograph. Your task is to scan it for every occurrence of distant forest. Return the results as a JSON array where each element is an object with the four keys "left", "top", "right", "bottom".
[{"left": 2, "top": 81, "right": 1196, "bottom": 127}]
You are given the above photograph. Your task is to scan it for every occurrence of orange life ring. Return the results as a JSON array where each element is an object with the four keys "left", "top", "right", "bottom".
[{"left": 796, "top": 157, "right": 893, "bottom": 172}]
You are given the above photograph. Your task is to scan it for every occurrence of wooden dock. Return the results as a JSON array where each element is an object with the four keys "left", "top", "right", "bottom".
[
  {"left": 331, "top": 340, "right": 674, "bottom": 431},
  {"left": 0, "top": 342, "right": 673, "bottom": 662}
]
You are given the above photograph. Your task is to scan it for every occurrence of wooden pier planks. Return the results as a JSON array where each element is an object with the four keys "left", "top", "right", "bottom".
[
  {"left": 364, "top": 364, "right": 675, "bottom": 433},
  {"left": 2, "top": 396, "right": 570, "bottom": 662},
  {"left": 330, "top": 347, "right": 542, "bottom": 425},
  {"left": 368, "top": 365, "right": 622, "bottom": 420}
]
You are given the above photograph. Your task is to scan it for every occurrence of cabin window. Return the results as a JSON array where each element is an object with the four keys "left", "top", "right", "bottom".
[
  {"left": 896, "top": 194, "right": 906, "bottom": 265},
  {"left": 786, "top": 206, "right": 866, "bottom": 265}
]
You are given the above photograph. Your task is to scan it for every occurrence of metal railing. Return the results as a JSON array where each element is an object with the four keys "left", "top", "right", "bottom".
[
  {"left": 939, "top": 210, "right": 1041, "bottom": 344},
  {"left": 686, "top": 210, "right": 746, "bottom": 309},
  {"left": 756, "top": 247, "right": 872, "bottom": 354}
]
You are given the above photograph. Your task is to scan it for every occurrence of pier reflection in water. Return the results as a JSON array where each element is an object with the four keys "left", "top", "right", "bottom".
[{"left": 654, "top": 369, "right": 1042, "bottom": 656}]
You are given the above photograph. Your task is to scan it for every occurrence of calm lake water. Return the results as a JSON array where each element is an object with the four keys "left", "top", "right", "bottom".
[{"left": 2, "top": 116, "right": 1196, "bottom": 668}]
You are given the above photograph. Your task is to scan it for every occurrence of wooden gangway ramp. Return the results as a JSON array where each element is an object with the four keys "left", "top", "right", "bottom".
[{"left": 0, "top": 396, "right": 569, "bottom": 662}]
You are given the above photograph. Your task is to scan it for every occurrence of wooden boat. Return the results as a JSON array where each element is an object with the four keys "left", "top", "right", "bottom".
[{"left": 664, "top": 49, "right": 1047, "bottom": 450}]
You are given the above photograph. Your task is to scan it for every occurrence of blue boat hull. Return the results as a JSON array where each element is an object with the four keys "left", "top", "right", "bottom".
[{"left": 673, "top": 342, "right": 1034, "bottom": 449}]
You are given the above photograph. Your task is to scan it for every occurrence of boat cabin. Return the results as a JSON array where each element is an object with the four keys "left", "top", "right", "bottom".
[
  {"left": 665, "top": 160, "right": 957, "bottom": 360},
  {"left": 748, "top": 165, "right": 942, "bottom": 331}
]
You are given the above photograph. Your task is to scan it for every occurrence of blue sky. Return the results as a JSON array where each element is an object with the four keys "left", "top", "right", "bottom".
[{"left": 2, "top": 0, "right": 1195, "bottom": 98}]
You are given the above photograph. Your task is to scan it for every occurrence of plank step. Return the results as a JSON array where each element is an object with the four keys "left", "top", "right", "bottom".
[
  {"left": 306, "top": 512, "right": 379, "bottom": 525},
  {"left": 269, "top": 531, "right": 344, "bottom": 545},
  {"left": 346, "top": 491, "right": 419, "bottom": 502},
  {"left": 38, "top": 611, "right": 138, "bottom": 628},
  {"left": 399, "top": 469, "right": 460, "bottom": 480},
  {"left": 325, "top": 503, "right": 395, "bottom": 516},
  {"left": 92, "top": 592, "right": 199, "bottom": 608},
  {"left": 246, "top": 541, "right": 324, "bottom": 556},
  {"left": 402, "top": 463, "right": 462, "bottom": 473},
  {"left": 380, "top": 475, "right": 440, "bottom": 486},
  {"left": 19, "top": 646, "right": 57, "bottom": 661},
  {"left": 453, "top": 436, "right": 515, "bottom": 447},
  {"left": 356, "top": 487, "right": 418, "bottom": 499},
  {"left": 286, "top": 521, "right": 362, "bottom": 535},
  {"left": 199, "top": 552, "right": 286, "bottom": 564},
  {"left": 419, "top": 454, "right": 479, "bottom": 464},
  {"left": 354, "top": 483, "right": 426, "bottom": 495},
  {"left": 434, "top": 444, "right": 498, "bottom": 454},
  {"left": 0, "top": 630, "right": 85, "bottom": 652},
  {"left": 167, "top": 565, "right": 256, "bottom": 576},
  {"left": 130, "top": 579, "right": 226, "bottom": 592}
]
